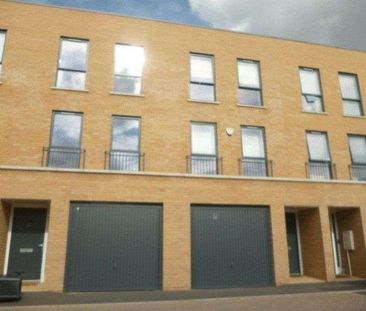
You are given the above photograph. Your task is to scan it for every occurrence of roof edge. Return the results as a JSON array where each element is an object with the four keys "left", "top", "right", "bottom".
[{"left": 1, "top": 0, "right": 366, "bottom": 54}]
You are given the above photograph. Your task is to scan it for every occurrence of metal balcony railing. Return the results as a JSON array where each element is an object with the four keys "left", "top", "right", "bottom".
[
  {"left": 306, "top": 161, "right": 336, "bottom": 180},
  {"left": 187, "top": 155, "right": 222, "bottom": 175},
  {"left": 349, "top": 164, "right": 366, "bottom": 181},
  {"left": 105, "top": 150, "right": 144, "bottom": 171},
  {"left": 239, "top": 158, "right": 273, "bottom": 177},
  {"left": 42, "top": 146, "right": 85, "bottom": 169}
]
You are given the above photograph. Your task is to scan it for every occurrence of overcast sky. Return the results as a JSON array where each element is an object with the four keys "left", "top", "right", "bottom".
[{"left": 21, "top": 0, "right": 366, "bottom": 51}]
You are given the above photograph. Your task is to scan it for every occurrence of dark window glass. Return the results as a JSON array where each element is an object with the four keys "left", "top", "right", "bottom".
[
  {"left": 48, "top": 112, "right": 83, "bottom": 168},
  {"left": 110, "top": 116, "right": 141, "bottom": 171}
]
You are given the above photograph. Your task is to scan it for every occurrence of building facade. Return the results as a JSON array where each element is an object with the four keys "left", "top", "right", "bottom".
[{"left": 0, "top": 0, "right": 366, "bottom": 292}]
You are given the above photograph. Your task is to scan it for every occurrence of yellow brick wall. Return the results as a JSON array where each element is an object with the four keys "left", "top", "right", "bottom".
[
  {"left": 0, "top": 0, "right": 365, "bottom": 176},
  {"left": 0, "top": 0, "right": 366, "bottom": 292}
]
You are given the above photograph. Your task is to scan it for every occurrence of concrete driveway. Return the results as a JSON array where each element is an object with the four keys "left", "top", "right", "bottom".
[{"left": 1, "top": 291, "right": 366, "bottom": 311}]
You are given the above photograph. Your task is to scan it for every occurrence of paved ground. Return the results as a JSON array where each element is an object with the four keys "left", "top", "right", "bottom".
[
  {"left": 1, "top": 291, "right": 366, "bottom": 311},
  {"left": 0, "top": 281, "right": 365, "bottom": 310}
]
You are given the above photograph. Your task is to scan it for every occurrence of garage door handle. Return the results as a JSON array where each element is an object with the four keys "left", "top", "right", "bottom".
[
  {"left": 230, "top": 263, "right": 233, "bottom": 268},
  {"left": 113, "top": 264, "right": 117, "bottom": 270}
]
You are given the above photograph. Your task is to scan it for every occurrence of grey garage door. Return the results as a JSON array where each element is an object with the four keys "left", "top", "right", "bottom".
[
  {"left": 192, "top": 205, "right": 274, "bottom": 288},
  {"left": 65, "top": 203, "right": 162, "bottom": 292}
]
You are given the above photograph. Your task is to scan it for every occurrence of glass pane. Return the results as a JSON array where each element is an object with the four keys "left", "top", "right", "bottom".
[
  {"left": 110, "top": 151, "right": 139, "bottom": 171},
  {"left": 51, "top": 113, "right": 82, "bottom": 148},
  {"left": 306, "top": 132, "right": 330, "bottom": 161},
  {"left": 56, "top": 70, "right": 86, "bottom": 90},
  {"left": 349, "top": 136, "right": 366, "bottom": 164},
  {"left": 238, "top": 61, "right": 260, "bottom": 88},
  {"left": 191, "top": 155, "right": 217, "bottom": 175},
  {"left": 343, "top": 100, "right": 362, "bottom": 116},
  {"left": 351, "top": 166, "right": 366, "bottom": 181},
  {"left": 112, "top": 117, "right": 140, "bottom": 151},
  {"left": 190, "top": 54, "right": 214, "bottom": 83},
  {"left": 114, "top": 76, "right": 142, "bottom": 94},
  {"left": 190, "top": 83, "right": 215, "bottom": 101},
  {"left": 115, "top": 44, "right": 144, "bottom": 77},
  {"left": 48, "top": 147, "right": 80, "bottom": 168},
  {"left": 300, "top": 69, "right": 321, "bottom": 95},
  {"left": 339, "top": 74, "right": 360, "bottom": 100},
  {"left": 309, "top": 162, "right": 331, "bottom": 180},
  {"left": 0, "top": 31, "right": 5, "bottom": 61},
  {"left": 242, "top": 127, "right": 265, "bottom": 158},
  {"left": 302, "top": 95, "right": 323, "bottom": 112},
  {"left": 242, "top": 159, "right": 267, "bottom": 177},
  {"left": 191, "top": 123, "right": 216, "bottom": 155},
  {"left": 239, "top": 89, "right": 262, "bottom": 106},
  {"left": 59, "top": 39, "right": 88, "bottom": 71}
]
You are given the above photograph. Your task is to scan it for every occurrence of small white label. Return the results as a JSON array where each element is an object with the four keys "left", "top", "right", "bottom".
[{"left": 20, "top": 248, "right": 33, "bottom": 253}]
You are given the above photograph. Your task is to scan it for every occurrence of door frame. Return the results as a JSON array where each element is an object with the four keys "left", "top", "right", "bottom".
[
  {"left": 3, "top": 204, "right": 49, "bottom": 282},
  {"left": 330, "top": 212, "right": 343, "bottom": 275},
  {"left": 286, "top": 211, "right": 304, "bottom": 276}
]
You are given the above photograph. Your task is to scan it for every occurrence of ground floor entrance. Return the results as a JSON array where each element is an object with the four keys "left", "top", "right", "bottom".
[{"left": 5, "top": 207, "right": 48, "bottom": 281}]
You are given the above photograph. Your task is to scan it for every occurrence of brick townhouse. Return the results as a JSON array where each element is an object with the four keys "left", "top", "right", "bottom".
[{"left": 0, "top": 0, "right": 366, "bottom": 292}]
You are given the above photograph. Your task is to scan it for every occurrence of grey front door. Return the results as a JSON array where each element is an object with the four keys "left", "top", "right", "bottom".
[
  {"left": 285, "top": 213, "right": 301, "bottom": 275},
  {"left": 191, "top": 205, "right": 274, "bottom": 288},
  {"left": 7, "top": 208, "right": 48, "bottom": 280},
  {"left": 65, "top": 203, "right": 162, "bottom": 292}
]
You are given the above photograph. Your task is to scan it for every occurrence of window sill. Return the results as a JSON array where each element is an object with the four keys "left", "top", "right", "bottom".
[
  {"left": 110, "top": 92, "right": 145, "bottom": 98},
  {"left": 302, "top": 110, "right": 328, "bottom": 116},
  {"left": 343, "top": 114, "right": 365, "bottom": 119},
  {"left": 50, "top": 87, "right": 89, "bottom": 93},
  {"left": 237, "top": 104, "right": 266, "bottom": 109},
  {"left": 187, "top": 99, "right": 220, "bottom": 105}
]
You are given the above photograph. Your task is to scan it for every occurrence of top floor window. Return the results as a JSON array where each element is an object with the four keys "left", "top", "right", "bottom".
[
  {"left": 190, "top": 53, "right": 216, "bottom": 102},
  {"left": 0, "top": 30, "right": 6, "bottom": 76},
  {"left": 238, "top": 60, "right": 263, "bottom": 106},
  {"left": 299, "top": 68, "right": 324, "bottom": 113},
  {"left": 56, "top": 37, "right": 89, "bottom": 90},
  {"left": 114, "top": 44, "right": 145, "bottom": 95},
  {"left": 339, "top": 73, "right": 363, "bottom": 116}
]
